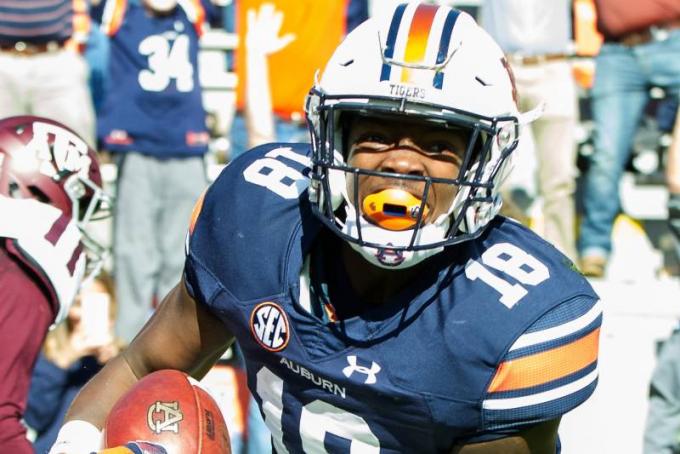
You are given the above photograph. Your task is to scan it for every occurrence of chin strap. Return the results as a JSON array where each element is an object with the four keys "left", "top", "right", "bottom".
[{"left": 518, "top": 101, "right": 545, "bottom": 125}]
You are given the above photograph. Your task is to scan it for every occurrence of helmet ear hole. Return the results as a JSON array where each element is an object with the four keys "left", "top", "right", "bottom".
[
  {"left": 8, "top": 181, "right": 21, "bottom": 199},
  {"left": 28, "top": 186, "right": 50, "bottom": 204}
]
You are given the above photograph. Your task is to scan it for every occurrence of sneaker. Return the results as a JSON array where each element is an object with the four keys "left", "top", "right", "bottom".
[{"left": 579, "top": 255, "right": 607, "bottom": 278}]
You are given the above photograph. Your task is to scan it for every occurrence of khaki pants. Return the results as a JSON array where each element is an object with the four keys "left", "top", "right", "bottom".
[
  {"left": 113, "top": 152, "right": 208, "bottom": 344},
  {"left": 0, "top": 49, "right": 95, "bottom": 146},
  {"left": 508, "top": 60, "right": 578, "bottom": 261}
]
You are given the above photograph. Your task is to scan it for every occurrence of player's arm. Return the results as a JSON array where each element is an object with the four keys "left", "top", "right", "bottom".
[
  {"left": 453, "top": 294, "right": 601, "bottom": 454},
  {"left": 451, "top": 418, "right": 560, "bottom": 453},
  {"left": 52, "top": 278, "right": 233, "bottom": 453}
]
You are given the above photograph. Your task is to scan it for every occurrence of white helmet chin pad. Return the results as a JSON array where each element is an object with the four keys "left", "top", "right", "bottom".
[
  {"left": 330, "top": 160, "right": 454, "bottom": 268},
  {"left": 343, "top": 202, "right": 449, "bottom": 268}
]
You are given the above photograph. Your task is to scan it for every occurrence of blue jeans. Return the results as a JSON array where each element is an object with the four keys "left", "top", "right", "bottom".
[
  {"left": 578, "top": 30, "right": 680, "bottom": 258},
  {"left": 85, "top": 23, "right": 110, "bottom": 114}
]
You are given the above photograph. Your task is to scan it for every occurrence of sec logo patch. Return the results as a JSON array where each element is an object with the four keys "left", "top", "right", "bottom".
[{"left": 250, "top": 302, "right": 290, "bottom": 352}]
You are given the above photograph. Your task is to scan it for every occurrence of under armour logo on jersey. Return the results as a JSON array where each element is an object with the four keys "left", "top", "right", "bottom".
[
  {"left": 343, "top": 355, "right": 381, "bottom": 384},
  {"left": 250, "top": 302, "right": 290, "bottom": 352}
]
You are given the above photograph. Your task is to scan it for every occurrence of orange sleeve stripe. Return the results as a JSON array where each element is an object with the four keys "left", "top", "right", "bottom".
[
  {"left": 189, "top": 190, "right": 207, "bottom": 234},
  {"left": 178, "top": 0, "right": 205, "bottom": 36},
  {"left": 190, "top": 0, "right": 205, "bottom": 37},
  {"left": 489, "top": 328, "right": 600, "bottom": 393},
  {"left": 103, "top": 0, "right": 127, "bottom": 36}
]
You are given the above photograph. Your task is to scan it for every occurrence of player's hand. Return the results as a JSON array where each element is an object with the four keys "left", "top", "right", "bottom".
[{"left": 245, "top": 2, "right": 296, "bottom": 56}]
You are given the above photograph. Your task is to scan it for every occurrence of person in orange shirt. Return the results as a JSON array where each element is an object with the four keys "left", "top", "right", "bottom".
[{"left": 228, "top": 0, "right": 369, "bottom": 161}]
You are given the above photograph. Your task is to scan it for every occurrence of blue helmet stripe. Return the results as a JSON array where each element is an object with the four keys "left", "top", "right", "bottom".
[
  {"left": 433, "top": 9, "right": 460, "bottom": 89},
  {"left": 380, "top": 3, "right": 408, "bottom": 82}
]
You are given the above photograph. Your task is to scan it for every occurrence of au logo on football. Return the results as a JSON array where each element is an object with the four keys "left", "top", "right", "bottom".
[{"left": 147, "top": 401, "right": 183, "bottom": 434}]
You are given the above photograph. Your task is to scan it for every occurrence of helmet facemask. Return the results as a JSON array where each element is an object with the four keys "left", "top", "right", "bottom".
[
  {"left": 306, "top": 91, "right": 519, "bottom": 268},
  {"left": 62, "top": 171, "right": 114, "bottom": 282},
  {"left": 304, "top": 3, "right": 525, "bottom": 268}
]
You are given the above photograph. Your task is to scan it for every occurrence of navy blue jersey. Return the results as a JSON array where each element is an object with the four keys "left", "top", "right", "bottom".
[
  {"left": 185, "top": 143, "right": 601, "bottom": 453},
  {"left": 97, "top": 0, "right": 209, "bottom": 157}
]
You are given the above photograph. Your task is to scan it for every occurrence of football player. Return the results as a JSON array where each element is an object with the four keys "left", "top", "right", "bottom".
[
  {"left": 0, "top": 116, "right": 111, "bottom": 453},
  {"left": 52, "top": 3, "right": 601, "bottom": 453}
]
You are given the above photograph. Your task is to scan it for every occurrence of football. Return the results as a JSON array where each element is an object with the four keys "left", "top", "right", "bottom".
[{"left": 104, "top": 369, "right": 231, "bottom": 454}]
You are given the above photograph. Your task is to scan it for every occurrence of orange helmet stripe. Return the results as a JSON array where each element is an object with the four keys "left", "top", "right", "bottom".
[{"left": 400, "top": 4, "right": 439, "bottom": 83}]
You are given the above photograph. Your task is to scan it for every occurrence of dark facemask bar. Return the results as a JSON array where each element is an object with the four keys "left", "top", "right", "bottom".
[{"left": 307, "top": 89, "right": 520, "bottom": 251}]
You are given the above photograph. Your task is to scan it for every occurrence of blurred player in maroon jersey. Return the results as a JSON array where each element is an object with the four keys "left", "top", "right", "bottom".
[{"left": 0, "top": 116, "right": 111, "bottom": 452}]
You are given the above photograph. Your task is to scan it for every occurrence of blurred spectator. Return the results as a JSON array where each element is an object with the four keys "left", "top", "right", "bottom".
[
  {"left": 240, "top": 2, "right": 296, "bottom": 150},
  {"left": 480, "top": 0, "right": 579, "bottom": 261},
  {"left": 643, "top": 104, "right": 680, "bottom": 454},
  {"left": 644, "top": 330, "right": 680, "bottom": 454},
  {"left": 0, "top": 116, "right": 110, "bottom": 453},
  {"left": 578, "top": 0, "right": 680, "bottom": 277},
  {"left": 0, "top": 0, "right": 96, "bottom": 146},
  {"left": 93, "top": 0, "right": 220, "bottom": 343},
  {"left": 24, "top": 274, "right": 122, "bottom": 454},
  {"left": 228, "top": 0, "right": 368, "bottom": 160},
  {"left": 84, "top": 21, "right": 111, "bottom": 115},
  {"left": 657, "top": 96, "right": 680, "bottom": 135},
  {"left": 667, "top": 103, "right": 680, "bottom": 227}
]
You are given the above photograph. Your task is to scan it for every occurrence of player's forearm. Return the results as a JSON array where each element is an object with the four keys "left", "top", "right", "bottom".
[
  {"left": 245, "top": 48, "right": 275, "bottom": 148},
  {"left": 63, "top": 353, "right": 140, "bottom": 428}
]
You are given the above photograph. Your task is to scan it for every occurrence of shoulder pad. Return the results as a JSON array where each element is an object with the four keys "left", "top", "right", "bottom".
[
  {"left": 0, "top": 196, "right": 85, "bottom": 323},
  {"left": 185, "top": 144, "right": 317, "bottom": 304}
]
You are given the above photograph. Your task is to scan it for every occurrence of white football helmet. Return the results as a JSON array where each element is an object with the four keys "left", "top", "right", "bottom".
[
  {"left": 0, "top": 116, "right": 113, "bottom": 281},
  {"left": 305, "top": 2, "right": 535, "bottom": 269}
]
